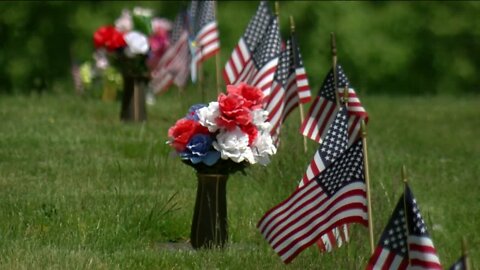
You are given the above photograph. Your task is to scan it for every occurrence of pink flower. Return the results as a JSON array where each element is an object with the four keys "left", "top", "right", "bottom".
[
  {"left": 227, "top": 83, "right": 264, "bottom": 109},
  {"left": 168, "top": 119, "right": 209, "bottom": 151},
  {"left": 216, "top": 93, "right": 252, "bottom": 130}
]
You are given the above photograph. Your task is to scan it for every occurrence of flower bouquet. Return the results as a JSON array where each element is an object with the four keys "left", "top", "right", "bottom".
[
  {"left": 167, "top": 83, "right": 276, "bottom": 249},
  {"left": 92, "top": 7, "right": 171, "bottom": 121}
]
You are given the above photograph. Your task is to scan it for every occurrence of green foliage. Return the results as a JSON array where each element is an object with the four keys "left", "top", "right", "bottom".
[
  {"left": 1, "top": 1, "right": 480, "bottom": 95},
  {"left": 0, "top": 90, "right": 479, "bottom": 268}
]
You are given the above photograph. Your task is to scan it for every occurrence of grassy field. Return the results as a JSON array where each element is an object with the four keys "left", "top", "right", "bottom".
[{"left": 0, "top": 90, "right": 479, "bottom": 269}]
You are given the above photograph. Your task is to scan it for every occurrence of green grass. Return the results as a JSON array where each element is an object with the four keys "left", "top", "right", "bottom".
[{"left": 0, "top": 91, "right": 479, "bottom": 269}]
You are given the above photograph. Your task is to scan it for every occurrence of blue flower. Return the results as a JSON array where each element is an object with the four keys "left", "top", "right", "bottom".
[
  {"left": 179, "top": 134, "right": 220, "bottom": 166},
  {"left": 186, "top": 104, "right": 207, "bottom": 121}
]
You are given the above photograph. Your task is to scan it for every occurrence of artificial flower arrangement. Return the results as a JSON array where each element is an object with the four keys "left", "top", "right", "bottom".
[
  {"left": 93, "top": 7, "right": 171, "bottom": 77},
  {"left": 167, "top": 83, "right": 277, "bottom": 175}
]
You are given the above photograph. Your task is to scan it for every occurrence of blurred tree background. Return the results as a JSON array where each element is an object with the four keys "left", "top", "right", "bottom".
[{"left": 0, "top": 1, "right": 479, "bottom": 95}]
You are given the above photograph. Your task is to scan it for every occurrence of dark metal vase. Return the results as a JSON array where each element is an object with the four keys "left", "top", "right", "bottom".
[
  {"left": 120, "top": 75, "right": 147, "bottom": 122},
  {"left": 190, "top": 173, "right": 228, "bottom": 249}
]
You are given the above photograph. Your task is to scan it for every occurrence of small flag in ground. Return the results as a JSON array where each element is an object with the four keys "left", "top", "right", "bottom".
[
  {"left": 297, "top": 106, "right": 351, "bottom": 252},
  {"left": 223, "top": 1, "right": 273, "bottom": 86},
  {"left": 188, "top": 0, "right": 220, "bottom": 81},
  {"left": 150, "top": 11, "right": 190, "bottom": 94},
  {"left": 449, "top": 256, "right": 467, "bottom": 270},
  {"left": 265, "top": 39, "right": 290, "bottom": 143},
  {"left": 299, "top": 65, "right": 349, "bottom": 143},
  {"left": 242, "top": 16, "right": 280, "bottom": 97},
  {"left": 266, "top": 33, "right": 312, "bottom": 144},
  {"left": 299, "top": 65, "right": 368, "bottom": 145},
  {"left": 282, "top": 32, "right": 311, "bottom": 118},
  {"left": 258, "top": 140, "right": 368, "bottom": 263},
  {"left": 366, "top": 184, "right": 442, "bottom": 270}
]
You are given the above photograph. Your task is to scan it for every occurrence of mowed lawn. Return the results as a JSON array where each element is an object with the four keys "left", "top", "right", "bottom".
[{"left": 0, "top": 91, "right": 478, "bottom": 269}]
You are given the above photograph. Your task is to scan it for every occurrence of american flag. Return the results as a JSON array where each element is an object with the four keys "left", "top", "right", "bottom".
[
  {"left": 188, "top": 0, "right": 220, "bottom": 81},
  {"left": 299, "top": 106, "right": 349, "bottom": 187},
  {"left": 449, "top": 256, "right": 466, "bottom": 270},
  {"left": 265, "top": 40, "right": 290, "bottom": 142},
  {"left": 283, "top": 32, "right": 311, "bottom": 118},
  {"left": 150, "top": 11, "right": 190, "bottom": 94},
  {"left": 257, "top": 140, "right": 368, "bottom": 264},
  {"left": 297, "top": 106, "right": 352, "bottom": 252},
  {"left": 223, "top": 2, "right": 277, "bottom": 92},
  {"left": 266, "top": 33, "right": 312, "bottom": 143},
  {"left": 366, "top": 184, "right": 442, "bottom": 270},
  {"left": 299, "top": 65, "right": 368, "bottom": 145}
]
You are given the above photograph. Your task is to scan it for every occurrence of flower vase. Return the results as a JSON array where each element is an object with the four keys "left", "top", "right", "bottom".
[
  {"left": 190, "top": 173, "right": 228, "bottom": 249},
  {"left": 120, "top": 74, "right": 147, "bottom": 122}
]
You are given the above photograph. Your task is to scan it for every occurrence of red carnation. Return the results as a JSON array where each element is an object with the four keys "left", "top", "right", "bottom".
[
  {"left": 168, "top": 118, "right": 209, "bottom": 151},
  {"left": 216, "top": 93, "right": 252, "bottom": 130},
  {"left": 93, "top": 26, "right": 126, "bottom": 52},
  {"left": 241, "top": 124, "right": 258, "bottom": 145},
  {"left": 227, "top": 83, "right": 264, "bottom": 109}
]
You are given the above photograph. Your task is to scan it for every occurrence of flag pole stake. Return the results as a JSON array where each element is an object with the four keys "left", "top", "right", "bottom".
[
  {"left": 331, "top": 32, "right": 340, "bottom": 106},
  {"left": 198, "top": 45, "right": 205, "bottom": 103},
  {"left": 214, "top": 1, "right": 222, "bottom": 95},
  {"left": 275, "top": 1, "right": 280, "bottom": 17},
  {"left": 401, "top": 165, "right": 412, "bottom": 266},
  {"left": 361, "top": 120, "right": 375, "bottom": 254},
  {"left": 343, "top": 83, "right": 349, "bottom": 105},
  {"left": 290, "top": 15, "right": 308, "bottom": 153},
  {"left": 463, "top": 237, "right": 471, "bottom": 270}
]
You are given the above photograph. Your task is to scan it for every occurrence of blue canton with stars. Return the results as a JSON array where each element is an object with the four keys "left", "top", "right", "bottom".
[
  {"left": 318, "top": 65, "right": 350, "bottom": 102},
  {"left": 192, "top": 1, "right": 215, "bottom": 35},
  {"left": 244, "top": 1, "right": 272, "bottom": 52},
  {"left": 170, "top": 10, "right": 188, "bottom": 44},
  {"left": 378, "top": 193, "right": 409, "bottom": 256},
  {"left": 377, "top": 185, "right": 432, "bottom": 256},
  {"left": 318, "top": 106, "right": 349, "bottom": 168},
  {"left": 252, "top": 17, "right": 280, "bottom": 68},
  {"left": 314, "top": 139, "right": 364, "bottom": 196},
  {"left": 273, "top": 39, "right": 291, "bottom": 86},
  {"left": 290, "top": 33, "right": 304, "bottom": 71},
  {"left": 405, "top": 185, "right": 430, "bottom": 237}
]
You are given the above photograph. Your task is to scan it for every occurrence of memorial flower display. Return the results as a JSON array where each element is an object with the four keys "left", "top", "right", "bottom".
[{"left": 167, "top": 83, "right": 277, "bottom": 175}]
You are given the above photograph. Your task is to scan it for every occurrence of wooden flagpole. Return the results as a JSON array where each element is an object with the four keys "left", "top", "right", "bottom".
[
  {"left": 198, "top": 44, "right": 205, "bottom": 103},
  {"left": 214, "top": 0, "right": 222, "bottom": 95},
  {"left": 331, "top": 32, "right": 340, "bottom": 106},
  {"left": 275, "top": 1, "right": 280, "bottom": 17},
  {"left": 462, "top": 238, "right": 471, "bottom": 270},
  {"left": 290, "top": 16, "right": 308, "bottom": 153},
  {"left": 401, "top": 165, "right": 412, "bottom": 266},
  {"left": 361, "top": 120, "right": 375, "bottom": 254}
]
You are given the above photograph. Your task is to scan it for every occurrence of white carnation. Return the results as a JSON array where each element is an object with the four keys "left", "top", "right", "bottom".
[
  {"left": 197, "top": 102, "right": 220, "bottom": 132},
  {"left": 251, "top": 109, "right": 271, "bottom": 132},
  {"left": 115, "top": 9, "right": 132, "bottom": 32},
  {"left": 133, "top": 7, "right": 153, "bottom": 17},
  {"left": 124, "top": 31, "right": 150, "bottom": 57},
  {"left": 251, "top": 132, "right": 277, "bottom": 165},
  {"left": 213, "top": 127, "right": 255, "bottom": 164}
]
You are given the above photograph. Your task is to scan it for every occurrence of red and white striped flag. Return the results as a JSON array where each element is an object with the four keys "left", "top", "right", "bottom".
[
  {"left": 299, "top": 65, "right": 368, "bottom": 145},
  {"left": 266, "top": 33, "right": 312, "bottom": 143},
  {"left": 297, "top": 106, "right": 353, "bottom": 252},
  {"left": 257, "top": 140, "right": 368, "bottom": 264},
  {"left": 366, "top": 184, "right": 442, "bottom": 270},
  {"left": 265, "top": 40, "right": 289, "bottom": 142},
  {"left": 223, "top": 1, "right": 280, "bottom": 95},
  {"left": 188, "top": 0, "right": 220, "bottom": 81},
  {"left": 282, "top": 33, "right": 311, "bottom": 119},
  {"left": 150, "top": 11, "right": 190, "bottom": 94}
]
